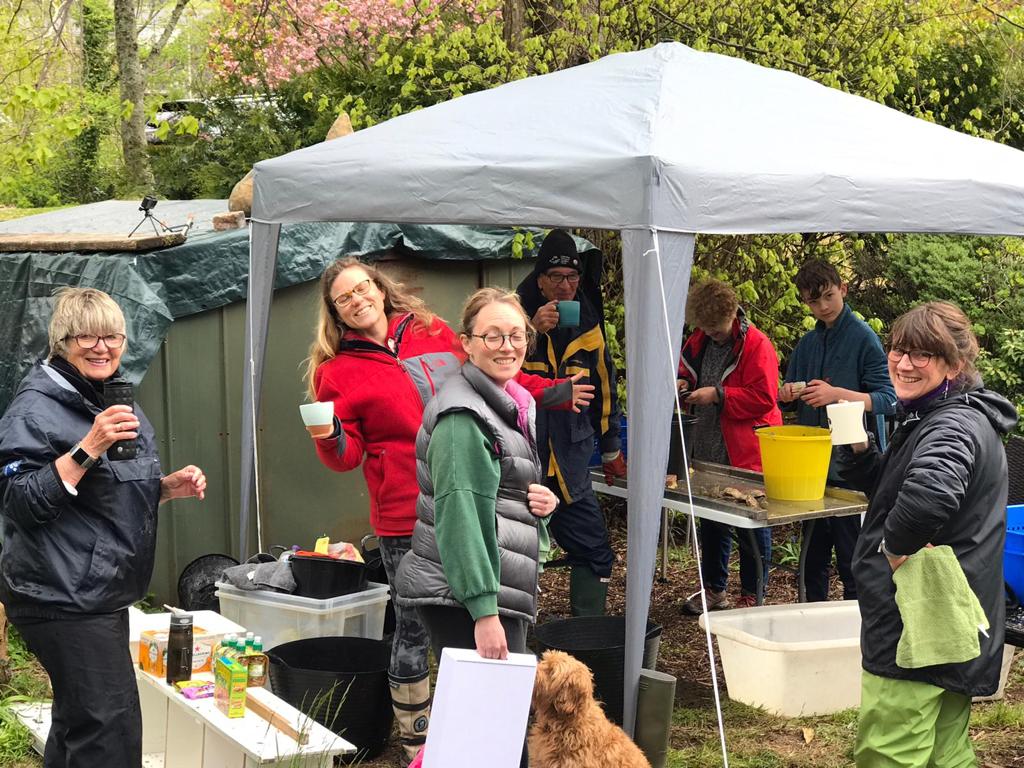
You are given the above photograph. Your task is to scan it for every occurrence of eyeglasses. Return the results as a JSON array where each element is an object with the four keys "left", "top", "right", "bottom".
[
  {"left": 887, "top": 347, "right": 936, "bottom": 368},
  {"left": 67, "top": 333, "right": 126, "bottom": 350},
  {"left": 543, "top": 272, "right": 581, "bottom": 286},
  {"left": 469, "top": 331, "right": 531, "bottom": 350},
  {"left": 331, "top": 279, "right": 374, "bottom": 308}
]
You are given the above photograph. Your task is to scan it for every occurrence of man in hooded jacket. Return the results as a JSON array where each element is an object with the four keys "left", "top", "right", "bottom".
[{"left": 516, "top": 229, "right": 625, "bottom": 616}]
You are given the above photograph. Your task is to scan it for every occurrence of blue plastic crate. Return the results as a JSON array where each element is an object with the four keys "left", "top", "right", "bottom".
[
  {"left": 1005, "top": 505, "right": 1024, "bottom": 600},
  {"left": 1009, "top": 504, "right": 1024, "bottom": 533}
]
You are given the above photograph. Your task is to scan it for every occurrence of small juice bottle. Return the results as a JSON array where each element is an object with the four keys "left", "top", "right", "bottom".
[{"left": 246, "top": 636, "right": 268, "bottom": 687}]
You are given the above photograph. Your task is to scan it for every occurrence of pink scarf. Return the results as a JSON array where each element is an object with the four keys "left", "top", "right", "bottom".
[{"left": 504, "top": 377, "right": 533, "bottom": 438}]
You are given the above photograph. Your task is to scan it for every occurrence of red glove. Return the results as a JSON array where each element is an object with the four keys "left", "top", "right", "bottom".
[{"left": 602, "top": 452, "right": 627, "bottom": 485}]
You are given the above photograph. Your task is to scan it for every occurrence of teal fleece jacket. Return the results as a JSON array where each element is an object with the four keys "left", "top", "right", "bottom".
[{"left": 783, "top": 303, "right": 896, "bottom": 482}]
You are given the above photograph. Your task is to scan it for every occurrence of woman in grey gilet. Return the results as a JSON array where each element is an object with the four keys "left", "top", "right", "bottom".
[{"left": 397, "top": 288, "right": 559, "bottom": 766}]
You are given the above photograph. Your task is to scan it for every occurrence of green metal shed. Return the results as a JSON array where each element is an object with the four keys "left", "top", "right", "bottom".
[{"left": 0, "top": 202, "right": 567, "bottom": 605}]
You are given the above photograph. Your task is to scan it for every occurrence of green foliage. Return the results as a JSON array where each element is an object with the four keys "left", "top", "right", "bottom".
[
  {"left": 148, "top": 98, "right": 306, "bottom": 199},
  {"left": 851, "top": 234, "right": 1024, "bottom": 425}
]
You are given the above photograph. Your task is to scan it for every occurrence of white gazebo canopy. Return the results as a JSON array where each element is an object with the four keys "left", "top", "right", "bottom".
[{"left": 244, "top": 42, "right": 1024, "bottom": 733}]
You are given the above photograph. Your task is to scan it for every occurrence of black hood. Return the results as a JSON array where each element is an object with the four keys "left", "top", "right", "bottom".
[{"left": 899, "top": 385, "right": 1018, "bottom": 436}]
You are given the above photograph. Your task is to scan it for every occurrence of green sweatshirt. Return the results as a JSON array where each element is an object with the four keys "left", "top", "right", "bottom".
[{"left": 428, "top": 410, "right": 502, "bottom": 620}]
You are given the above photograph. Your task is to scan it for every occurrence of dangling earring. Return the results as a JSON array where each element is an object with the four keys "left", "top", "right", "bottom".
[{"left": 942, "top": 379, "right": 950, "bottom": 400}]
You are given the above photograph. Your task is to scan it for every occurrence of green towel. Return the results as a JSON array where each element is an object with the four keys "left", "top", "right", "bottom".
[
  {"left": 892, "top": 545, "right": 989, "bottom": 669},
  {"left": 537, "top": 516, "right": 552, "bottom": 572}
]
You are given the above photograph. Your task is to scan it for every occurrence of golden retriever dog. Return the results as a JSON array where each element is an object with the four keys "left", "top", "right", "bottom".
[{"left": 529, "top": 650, "right": 652, "bottom": 768}]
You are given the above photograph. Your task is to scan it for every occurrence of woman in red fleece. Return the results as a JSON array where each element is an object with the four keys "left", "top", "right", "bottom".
[
  {"left": 304, "top": 258, "right": 587, "bottom": 759},
  {"left": 676, "top": 279, "right": 782, "bottom": 616}
]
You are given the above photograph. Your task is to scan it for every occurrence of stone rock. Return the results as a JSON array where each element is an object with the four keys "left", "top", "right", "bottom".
[
  {"left": 213, "top": 211, "right": 246, "bottom": 231},
  {"left": 229, "top": 170, "right": 253, "bottom": 215},
  {"left": 326, "top": 112, "right": 353, "bottom": 141}
]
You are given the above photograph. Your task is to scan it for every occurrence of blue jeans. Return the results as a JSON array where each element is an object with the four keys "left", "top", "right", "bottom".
[{"left": 699, "top": 520, "right": 770, "bottom": 596}]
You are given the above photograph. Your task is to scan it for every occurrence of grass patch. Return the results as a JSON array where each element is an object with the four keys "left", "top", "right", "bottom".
[
  {"left": 0, "top": 629, "right": 47, "bottom": 766},
  {"left": 970, "top": 700, "right": 1024, "bottom": 729}
]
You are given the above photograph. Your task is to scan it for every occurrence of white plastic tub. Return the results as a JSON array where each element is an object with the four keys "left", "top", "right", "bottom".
[
  {"left": 699, "top": 601, "right": 862, "bottom": 717},
  {"left": 215, "top": 581, "right": 390, "bottom": 651}
]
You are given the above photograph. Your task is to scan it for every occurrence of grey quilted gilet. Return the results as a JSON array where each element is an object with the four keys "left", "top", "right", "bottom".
[{"left": 395, "top": 363, "right": 542, "bottom": 622}]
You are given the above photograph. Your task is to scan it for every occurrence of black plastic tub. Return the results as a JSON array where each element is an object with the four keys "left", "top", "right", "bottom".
[
  {"left": 177, "top": 553, "right": 239, "bottom": 612},
  {"left": 667, "top": 412, "right": 699, "bottom": 478},
  {"left": 267, "top": 636, "right": 393, "bottom": 762},
  {"left": 534, "top": 616, "right": 662, "bottom": 725},
  {"left": 290, "top": 554, "right": 368, "bottom": 599}
]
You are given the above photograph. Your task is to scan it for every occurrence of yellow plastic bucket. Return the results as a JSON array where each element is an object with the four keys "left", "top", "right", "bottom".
[{"left": 756, "top": 426, "right": 832, "bottom": 501}]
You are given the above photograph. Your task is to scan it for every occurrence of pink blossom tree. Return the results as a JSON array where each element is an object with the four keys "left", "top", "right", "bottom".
[{"left": 212, "top": 0, "right": 488, "bottom": 87}]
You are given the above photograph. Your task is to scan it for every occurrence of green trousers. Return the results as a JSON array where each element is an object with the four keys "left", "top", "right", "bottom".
[{"left": 855, "top": 671, "right": 976, "bottom": 768}]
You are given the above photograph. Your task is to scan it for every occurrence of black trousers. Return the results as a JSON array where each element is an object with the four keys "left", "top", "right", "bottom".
[
  {"left": 417, "top": 605, "right": 529, "bottom": 768},
  {"left": 546, "top": 483, "right": 615, "bottom": 578},
  {"left": 14, "top": 610, "right": 141, "bottom": 768},
  {"left": 802, "top": 514, "right": 861, "bottom": 602}
]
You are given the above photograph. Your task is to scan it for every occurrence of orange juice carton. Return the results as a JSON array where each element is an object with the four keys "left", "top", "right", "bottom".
[
  {"left": 214, "top": 655, "right": 248, "bottom": 718},
  {"left": 140, "top": 626, "right": 220, "bottom": 676}
]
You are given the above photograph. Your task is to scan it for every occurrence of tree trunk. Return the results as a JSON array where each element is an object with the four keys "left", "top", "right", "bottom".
[
  {"left": 113, "top": 0, "right": 154, "bottom": 192},
  {"left": 503, "top": 0, "right": 526, "bottom": 48}
]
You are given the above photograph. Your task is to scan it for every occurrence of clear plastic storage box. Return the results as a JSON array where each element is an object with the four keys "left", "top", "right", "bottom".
[
  {"left": 215, "top": 581, "right": 390, "bottom": 651},
  {"left": 700, "top": 601, "right": 862, "bottom": 717}
]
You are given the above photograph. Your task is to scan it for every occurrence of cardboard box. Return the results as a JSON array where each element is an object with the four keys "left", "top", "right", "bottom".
[
  {"left": 128, "top": 608, "right": 246, "bottom": 663},
  {"left": 139, "top": 626, "right": 219, "bottom": 677},
  {"left": 214, "top": 656, "right": 248, "bottom": 718}
]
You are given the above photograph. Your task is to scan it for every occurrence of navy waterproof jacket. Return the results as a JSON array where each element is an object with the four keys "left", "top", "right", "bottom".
[
  {"left": 842, "top": 385, "right": 1016, "bottom": 697},
  {"left": 0, "top": 361, "right": 162, "bottom": 618}
]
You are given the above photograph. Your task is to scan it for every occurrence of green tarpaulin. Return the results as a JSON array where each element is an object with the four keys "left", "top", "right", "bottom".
[{"left": 0, "top": 213, "right": 568, "bottom": 414}]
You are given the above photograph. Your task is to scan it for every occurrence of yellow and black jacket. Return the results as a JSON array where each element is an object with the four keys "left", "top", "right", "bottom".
[{"left": 516, "top": 285, "right": 621, "bottom": 503}]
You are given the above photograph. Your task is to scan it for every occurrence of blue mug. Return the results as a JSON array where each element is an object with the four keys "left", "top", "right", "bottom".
[{"left": 556, "top": 300, "right": 581, "bottom": 328}]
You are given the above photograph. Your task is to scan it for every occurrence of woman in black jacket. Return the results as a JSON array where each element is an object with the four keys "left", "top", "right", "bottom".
[
  {"left": 0, "top": 288, "right": 207, "bottom": 768},
  {"left": 842, "top": 301, "right": 1016, "bottom": 766}
]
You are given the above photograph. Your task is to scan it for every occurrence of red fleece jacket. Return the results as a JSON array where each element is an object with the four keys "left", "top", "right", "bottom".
[{"left": 313, "top": 314, "right": 567, "bottom": 536}]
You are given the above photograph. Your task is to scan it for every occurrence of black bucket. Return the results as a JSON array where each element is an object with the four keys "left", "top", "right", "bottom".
[
  {"left": 534, "top": 616, "right": 662, "bottom": 726},
  {"left": 667, "top": 412, "right": 699, "bottom": 478},
  {"left": 267, "top": 637, "right": 393, "bottom": 762},
  {"left": 177, "top": 553, "right": 239, "bottom": 612}
]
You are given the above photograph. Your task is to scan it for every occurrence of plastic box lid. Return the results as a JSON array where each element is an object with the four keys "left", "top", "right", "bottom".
[{"left": 214, "top": 581, "right": 389, "bottom": 613}]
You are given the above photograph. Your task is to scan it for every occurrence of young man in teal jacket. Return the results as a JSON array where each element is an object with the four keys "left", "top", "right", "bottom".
[{"left": 779, "top": 260, "right": 896, "bottom": 602}]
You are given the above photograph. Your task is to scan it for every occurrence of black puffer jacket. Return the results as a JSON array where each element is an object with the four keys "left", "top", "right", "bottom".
[
  {"left": 843, "top": 385, "right": 1017, "bottom": 696},
  {"left": 0, "top": 361, "right": 162, "bottom": 618}
]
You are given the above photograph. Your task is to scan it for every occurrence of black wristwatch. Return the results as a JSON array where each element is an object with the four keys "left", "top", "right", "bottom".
[{"left": 69, "top": 442, "right": 99, "bottom": 470}]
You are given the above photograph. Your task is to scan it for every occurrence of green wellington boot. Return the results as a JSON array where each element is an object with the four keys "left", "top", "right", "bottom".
[
  {"left": 569, "top": 565, "right": 610, "bottom": 617},
  {"left": 635, "top": 669, "right": 677, "bottom": 768}
]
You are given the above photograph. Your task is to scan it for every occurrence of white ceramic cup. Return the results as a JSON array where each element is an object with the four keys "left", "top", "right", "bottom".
[
  {"left": 826, "top": 400, "right": 869, "bottom": 446},
  {"left": 299, "top": 401, "right": 334, "bottom": 427}
]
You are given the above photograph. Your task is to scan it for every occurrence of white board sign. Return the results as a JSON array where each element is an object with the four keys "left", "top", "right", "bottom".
[{"left": 423, "top": 648, "right": 537, "bottom": 768}]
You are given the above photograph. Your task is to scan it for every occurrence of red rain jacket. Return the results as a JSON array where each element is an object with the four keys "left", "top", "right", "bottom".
[{"left": 678, "top": 314, "right": 782, "bottom": 471}]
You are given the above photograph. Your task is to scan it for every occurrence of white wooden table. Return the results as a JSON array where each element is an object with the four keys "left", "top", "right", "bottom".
[
  {"left": 13, "top": 608, "right": 356, "bottom": 768},
  {"left": 137, "top": 669, "right": 355, "bottom": 767}
]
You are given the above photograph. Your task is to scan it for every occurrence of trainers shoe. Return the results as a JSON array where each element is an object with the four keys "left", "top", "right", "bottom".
[
  {"left": 680, "top": 589, "right": 730, "bottom": 616},
  {"left": 736, "top": 594, "right": 758, "bottom": 608}
]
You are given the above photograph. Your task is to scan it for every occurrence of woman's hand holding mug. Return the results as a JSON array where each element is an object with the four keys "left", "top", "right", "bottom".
[{"left": 300, "top": 401, "right": 335, "bottom": 439}]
